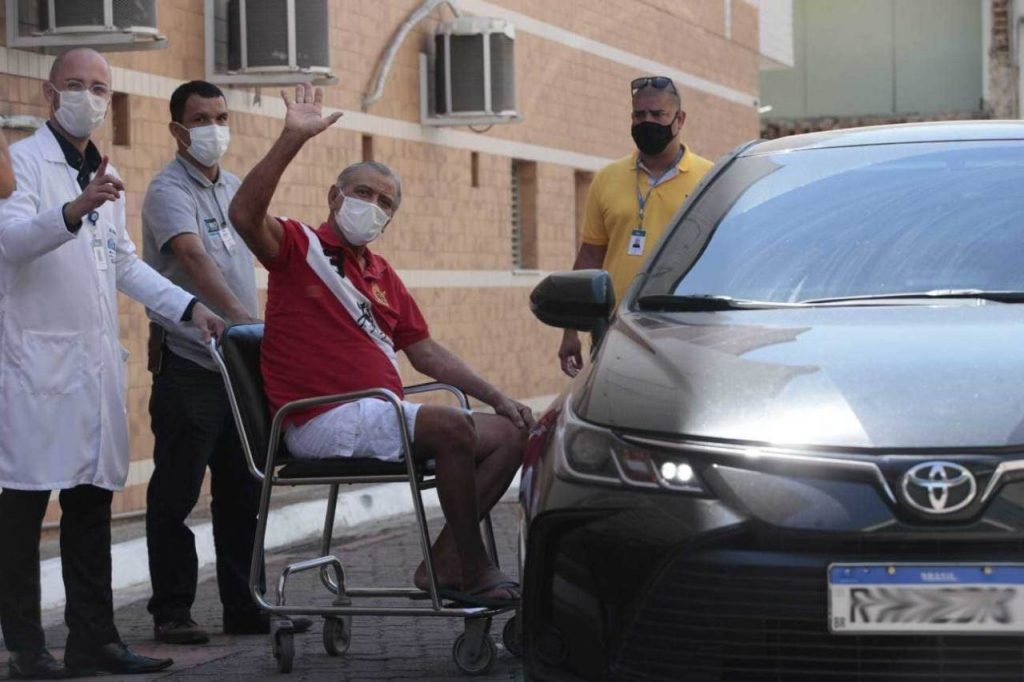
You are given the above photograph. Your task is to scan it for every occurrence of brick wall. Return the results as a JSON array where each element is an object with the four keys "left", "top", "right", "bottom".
[{"left": 0, "top": 0, "right": 761, "bottom": 519}]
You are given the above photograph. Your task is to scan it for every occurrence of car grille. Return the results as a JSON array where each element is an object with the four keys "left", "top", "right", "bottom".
[{"left": 612, "top": 551, "right": 1024, "bottom": 682}]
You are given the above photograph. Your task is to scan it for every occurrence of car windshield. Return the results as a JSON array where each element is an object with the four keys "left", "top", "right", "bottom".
[{"left": 640, "top": 141, "right": 1024, "bottom": 305}]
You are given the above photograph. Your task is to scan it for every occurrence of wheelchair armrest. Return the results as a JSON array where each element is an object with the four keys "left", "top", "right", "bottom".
[
  {"left": 402, "top": 381, "right": 470, "bottom": 410},
  {"left": 267, "top": 387, "right": 408, "bottom": 473},
  {"left": 273, "top": 387, "right": 405, "bottom": 423}
]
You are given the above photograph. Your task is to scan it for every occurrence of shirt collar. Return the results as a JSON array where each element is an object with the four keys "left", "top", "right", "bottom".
[
  {"left": 175, "top": 153, "right": 220, "bottom": 188},
  {"left": 46, "top": 121, "right": 102, "bottom": 174},
  {"left": 636, "top": 144, "right": 689, "bottom": 176},
  {"left": 316, "top": 222, "right": 383, "bottom": 279}
]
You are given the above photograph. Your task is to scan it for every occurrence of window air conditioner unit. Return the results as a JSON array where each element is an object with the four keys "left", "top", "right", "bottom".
[
  {"left": 227, "top": 0, "right": 330, "bottom": 76},
  {"left": 5, "top": 0, "right": 167, "bottom": 50},
  {"left": 425, "top": 16, "right": 520, "bottom": 126}
]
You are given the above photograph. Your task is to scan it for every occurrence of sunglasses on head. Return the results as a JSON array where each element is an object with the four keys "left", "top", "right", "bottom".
[{"left": 631, "top": 76, "right": 677, "bottom": 96}]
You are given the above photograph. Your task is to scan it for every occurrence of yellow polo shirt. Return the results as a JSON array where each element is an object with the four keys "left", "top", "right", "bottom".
[{"left": 581, "top": 145, "right": 713, "bottom": 303}]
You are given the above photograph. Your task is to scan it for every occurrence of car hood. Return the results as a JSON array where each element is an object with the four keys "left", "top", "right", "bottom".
[{"left": 575, "top": 303, "right": 1024, "bottom": 450}]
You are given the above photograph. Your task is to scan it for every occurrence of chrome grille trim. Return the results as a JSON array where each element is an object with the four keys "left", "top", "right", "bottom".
[{"left": 619, "top": 434, "right": 900, "bottom": 503}]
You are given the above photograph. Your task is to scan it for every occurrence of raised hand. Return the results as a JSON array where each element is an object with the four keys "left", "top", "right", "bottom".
[
  {"left": 64, "top": 156, "right": 125, "bottom": 225},
  {"left": 281, "top": 83, "right": 343, "bottom": 139}
]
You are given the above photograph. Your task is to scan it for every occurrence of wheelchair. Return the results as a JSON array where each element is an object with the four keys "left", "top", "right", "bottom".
[{"left": 208, "top": 323, "right": 521, "bottom": 675}]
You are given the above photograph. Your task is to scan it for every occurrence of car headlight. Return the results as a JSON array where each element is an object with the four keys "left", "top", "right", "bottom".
[{"left": 557, "top": 405, "right": 707, "bottom": 494}]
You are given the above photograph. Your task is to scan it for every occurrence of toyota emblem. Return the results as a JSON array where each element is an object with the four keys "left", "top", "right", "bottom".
[{"left": 900, "top": 461, "right": 977, "bottom": 515}]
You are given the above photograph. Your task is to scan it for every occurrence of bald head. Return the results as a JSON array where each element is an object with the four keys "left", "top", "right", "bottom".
[
  {"left": 44, "top": 47, "right": 113, "bottom": 141},
  {"left": 49, "top": 47, "right": 111, "bottom": 85}
]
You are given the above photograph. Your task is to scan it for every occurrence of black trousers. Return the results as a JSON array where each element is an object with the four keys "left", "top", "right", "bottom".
[
  {"left": 145, "top": 349, "right": 265, "bottom": 625},
  {"left": 0, "top": 485, "right": 120, "bottom": 657}
]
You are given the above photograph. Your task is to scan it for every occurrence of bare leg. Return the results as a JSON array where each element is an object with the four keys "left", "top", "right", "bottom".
[
  {"left": 412, "top": 407, "right": 526, "bottom": 598},
  {"left": 413, "top": 412, "right": 524, "bottom": 590}
]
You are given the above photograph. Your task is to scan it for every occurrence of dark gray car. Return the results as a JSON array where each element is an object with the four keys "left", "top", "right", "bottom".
[{"left": 522, "top": 122, "right": 1024, "bottom": 681}]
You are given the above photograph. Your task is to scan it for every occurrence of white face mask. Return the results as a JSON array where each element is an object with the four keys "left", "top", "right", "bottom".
[
  {"left": 53, "top": 89, "right": 108, "bottom": 138},
  {"left": 336, "top": 194, "right": 390, "bottom": 246},
  {"left": 178, "top": 123, "right": 230, "bottom": 167}
]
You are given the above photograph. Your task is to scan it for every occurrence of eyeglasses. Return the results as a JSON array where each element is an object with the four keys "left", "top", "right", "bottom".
[
  {"left": 631, "top": 76, "right": 677, "bottom": 96},
  {"left": 63, "top": 79, "right": 112, "bottom": 99}
]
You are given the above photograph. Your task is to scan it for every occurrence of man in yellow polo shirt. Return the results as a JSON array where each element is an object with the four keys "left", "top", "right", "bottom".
[{"left": 558, "top": 76, "right": 713, "bottom": 376}]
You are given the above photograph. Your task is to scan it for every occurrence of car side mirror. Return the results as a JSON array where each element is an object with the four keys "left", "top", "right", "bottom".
[{"left": 530, "top": 270, "right": 615, "bottom": 331}]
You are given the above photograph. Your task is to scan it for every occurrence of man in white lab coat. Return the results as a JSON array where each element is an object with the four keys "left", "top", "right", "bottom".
[{"left": 0, "top": 48, "right": 223, "bottom": 679}]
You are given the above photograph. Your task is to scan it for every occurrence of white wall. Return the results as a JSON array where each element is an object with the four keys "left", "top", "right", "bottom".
[
  {"left": 760, "top": 0, "right": 984, "bottom": 118},
  {"left": 759, "top": 0, "right": 796, "bottom": 68}
]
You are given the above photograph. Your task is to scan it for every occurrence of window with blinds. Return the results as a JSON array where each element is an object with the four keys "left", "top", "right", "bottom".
[
  {"left": 511, "top": 159, "right": 523, "bottom": 268},
  {"left": 511, "top": 159, "right": 538, "bottom": 269}
]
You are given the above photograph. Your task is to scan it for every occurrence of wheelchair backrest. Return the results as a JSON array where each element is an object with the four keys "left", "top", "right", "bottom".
[{"left": 218, "top": 323, "right": 276, "bottom": 472}]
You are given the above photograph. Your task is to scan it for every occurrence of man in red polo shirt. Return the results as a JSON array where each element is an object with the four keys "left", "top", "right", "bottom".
[{"left": 228, "top": 84, "right": 532, "bottom": 607}]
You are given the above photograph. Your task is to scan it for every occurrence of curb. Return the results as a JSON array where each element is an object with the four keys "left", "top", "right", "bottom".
[{"left": 39, "top": 473, "right": 522, "bottom": 614}]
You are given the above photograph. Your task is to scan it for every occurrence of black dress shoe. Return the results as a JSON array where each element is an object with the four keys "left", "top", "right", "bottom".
[
  {"left": 8, "top": 649, "right": 68, "bottom": 680},
  {"left": 64, "top": 642, "right": 173, "bottom": 676},
  {"left": 154, "top": 617, "right": 210, "bottom": 645}
]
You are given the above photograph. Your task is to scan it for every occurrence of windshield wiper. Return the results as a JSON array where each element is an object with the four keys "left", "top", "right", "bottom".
[
  {"left": 801, "top": 289, "right": 1024, "bottom": 305},
  {"left": 636, "top": 294, "right": 802, "bottom": 311}
]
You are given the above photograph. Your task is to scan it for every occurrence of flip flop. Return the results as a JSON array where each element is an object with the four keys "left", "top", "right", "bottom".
[
  {"left": 410, "top": 582, "right": 459, "bottom": 600},
  {"left": 439, "top": 579, "right": 521, "bottom": 609}
]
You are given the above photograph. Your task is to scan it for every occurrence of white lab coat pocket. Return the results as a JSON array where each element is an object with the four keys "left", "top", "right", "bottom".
[{"left": 16, "top": 330, "right": 86, "bottom": 396}]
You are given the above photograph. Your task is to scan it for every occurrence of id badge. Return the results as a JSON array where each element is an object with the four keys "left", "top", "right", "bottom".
[
  {"left": 219, "top": 224, "right": 237, "bottom": 250},
  {"left": 91, "top": 238, "right": 108, "bottom": 271},
  {"left": 627, "top": 229, "right": 646, "bottom": 256}
]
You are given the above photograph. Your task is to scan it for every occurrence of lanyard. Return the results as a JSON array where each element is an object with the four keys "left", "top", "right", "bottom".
[
  {"left": 210, "top": 182, "right": 229, "bottom": 227},
  {"left": 635, "top": 173, "right": 657, "bottom": 229},
  {"left": 634, "top": 147, "right": 684, "bottom": 229}
]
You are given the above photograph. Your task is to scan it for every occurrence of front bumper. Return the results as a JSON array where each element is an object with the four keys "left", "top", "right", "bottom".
[{"left": 522, "top": 467, "right": 1024, "bottom": 682}]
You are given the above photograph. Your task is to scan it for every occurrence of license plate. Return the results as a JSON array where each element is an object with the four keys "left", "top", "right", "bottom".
[{"left": 828, "top": 563, "right": 1024, "bottom": 634}]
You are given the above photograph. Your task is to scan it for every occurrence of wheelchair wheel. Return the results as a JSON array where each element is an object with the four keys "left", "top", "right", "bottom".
[
  {"left": 502, "top": 614, "right": 523, "bottom": 658},
  {"left": 452, "top": 632, "right": 497, "bottom": 675},
  {"left": 274, "top": 630, "right": 294, "bottom": 673},
  {"left": 323, "top": 615, "right": 352, "bottom": 656}
]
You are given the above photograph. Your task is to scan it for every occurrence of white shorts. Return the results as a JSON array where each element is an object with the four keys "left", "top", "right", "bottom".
[{"left": 284, "top": 398, "right": 421, "bottom": 462}]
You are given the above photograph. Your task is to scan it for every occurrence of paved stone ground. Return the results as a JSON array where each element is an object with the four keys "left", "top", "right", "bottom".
[{"left": 3, "top": 503, "right": 524, "bottom": 681}]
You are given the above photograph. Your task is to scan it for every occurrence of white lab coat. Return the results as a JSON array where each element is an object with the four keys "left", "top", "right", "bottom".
[{"left": 0, "top": 124, "right": 192, "bottom": 491}]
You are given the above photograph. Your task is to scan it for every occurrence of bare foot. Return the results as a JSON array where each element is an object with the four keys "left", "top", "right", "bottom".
[
  {"left": 413, "top": 559, "right": 461, "bottom": 592},
  {"left": 413, "top": 527, "right": 462, "bottom": 591}
]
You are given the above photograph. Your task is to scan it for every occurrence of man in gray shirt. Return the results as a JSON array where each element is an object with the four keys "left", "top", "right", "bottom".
[{"left": 142, "top": 80, "right": 265, "bottom": 645}]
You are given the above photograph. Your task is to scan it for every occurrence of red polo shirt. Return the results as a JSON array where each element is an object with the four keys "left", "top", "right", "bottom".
[{"left": 261, "top": 217, "right": 430, "bottom": 425}]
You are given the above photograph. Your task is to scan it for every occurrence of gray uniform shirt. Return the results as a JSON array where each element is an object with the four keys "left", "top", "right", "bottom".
[{"left": 142, "top": 154, "right": 258, "bottom": 370}]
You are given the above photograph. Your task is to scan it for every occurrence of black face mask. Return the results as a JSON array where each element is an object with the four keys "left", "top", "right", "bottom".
[{"left": 631, "top": 121, "right": 675, "bottom": 156}]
